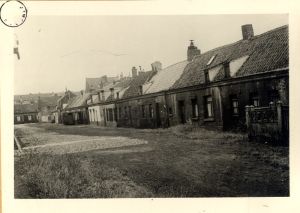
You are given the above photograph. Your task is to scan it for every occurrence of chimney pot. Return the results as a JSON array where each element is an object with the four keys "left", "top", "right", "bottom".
[
  {"left": 242, "top": 24, "right": 254, "bottom": 40},
  {"left": 132, "top": 66, "right": 138, "bottom": 78},
  {"left": 187, "top": 40, "right": 201, "bottom": 61}
]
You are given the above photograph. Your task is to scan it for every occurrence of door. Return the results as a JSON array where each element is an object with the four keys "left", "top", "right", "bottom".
[
  {"left": 156, "top": 103, "right": 161, "bottom": 127},
  {"left": 178, "top": 100, "right": 186, "bottom": 124}
]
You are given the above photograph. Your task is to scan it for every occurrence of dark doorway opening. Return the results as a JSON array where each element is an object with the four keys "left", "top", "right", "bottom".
[
  {"left": 156, "top": 103, "right": 161, "bottom": 127},
  {"left": 178, "top": 100, "right": 186, "bottom": 124}
]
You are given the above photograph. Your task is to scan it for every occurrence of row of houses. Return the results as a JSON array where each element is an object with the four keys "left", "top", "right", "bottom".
[
  {"left": 14, "top": 95, "right": 61, "bottom": 124},
  {"left": 53, "top": 24, "right": 288, "bottom": 133}
]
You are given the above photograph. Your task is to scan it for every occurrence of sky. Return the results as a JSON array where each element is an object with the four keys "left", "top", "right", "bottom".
[{"left": 14, "top": 14, "right": 288, "bottom": 95}]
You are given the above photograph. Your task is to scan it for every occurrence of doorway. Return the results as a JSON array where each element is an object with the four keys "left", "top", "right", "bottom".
[{"left": 178, "top": 100, "right": 186, "bottom": 124}]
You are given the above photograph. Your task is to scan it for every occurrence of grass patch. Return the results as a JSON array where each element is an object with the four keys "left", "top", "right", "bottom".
[
  {"left": 169, "top": 124, "right": 246, "bottom": 141},
  {"left": 15, "top": 153, "right": 152, "bottom": 198}
]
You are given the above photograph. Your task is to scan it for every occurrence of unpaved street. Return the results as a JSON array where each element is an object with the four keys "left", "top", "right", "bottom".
[{"left": 14, "top": 123, "right": 289, "bottom": 198}]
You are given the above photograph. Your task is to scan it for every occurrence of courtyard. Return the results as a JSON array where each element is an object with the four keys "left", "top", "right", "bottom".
[{"left": 14, "top": 123, "right": 289, "bottom": 198}]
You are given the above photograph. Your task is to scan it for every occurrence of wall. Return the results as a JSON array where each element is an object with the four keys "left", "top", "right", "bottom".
[
  {"left": 219, "top": 76, "right": 289, "bottom": 131},
  {"left": 14, "top": 113, "right": 38, "bottom": 124},
  {"left": 88, "top": 105, "right": 104, "bottom": 126},
  {"left": 114, "top": 73, "right": 288, "bottom": 131}
]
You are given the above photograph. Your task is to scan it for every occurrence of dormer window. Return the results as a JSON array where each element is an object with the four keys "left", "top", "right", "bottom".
[
  {"left": 110, "top": 88, "right": 114, "bottom": 99},
  {"left": 100, "top": 90, "right": 105, "bottom": 101},
  {"left": 139, "top": 85, "right": 143, "bottom": 95},
  {"left": 206, "top": 55, "right": 216, "bottom": 66},
  {"left": 224, "top": 61, "right": 230, "bottom": 78},
  {"left": 204, "top": 69, "right": 210, "bottom": 83}
]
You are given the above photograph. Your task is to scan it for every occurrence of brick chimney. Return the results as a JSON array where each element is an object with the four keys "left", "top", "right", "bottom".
[
  {"left": 151, "top": 61, "right": 162, "bottom": 72},
  {"left": 132, "top": 66, "right": 138, "bottom": 78},
  {"left": 241, "top": 24, "right": 254, "bottom": 40},
  {"left": 187, "top": 40, "right": 201, "bottom": 61}
]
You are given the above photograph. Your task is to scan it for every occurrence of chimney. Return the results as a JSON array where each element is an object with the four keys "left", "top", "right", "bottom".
[
  {"left": 187, "top": 40, "right": 201, "bottom": 62},
  {"left": 241, "top": 24, "right": 254, "bottom": 40},
  {"left": 151, "top": 61, "right": 162, "bottom": 72},
  {"left": 132, "top": 66, "right": 138, "bottom": 78}
]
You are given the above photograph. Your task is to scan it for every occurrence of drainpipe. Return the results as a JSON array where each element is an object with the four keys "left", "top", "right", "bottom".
[{"left": 164, "top": 91, "right": 170, "bottom": 128}]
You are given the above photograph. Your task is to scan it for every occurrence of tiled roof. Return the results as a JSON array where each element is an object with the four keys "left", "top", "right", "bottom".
[
  {"left": 65, "top": 93, "right": 91, "bottom": 109},
  {"left": 38, "top": 95, "right": 61, "bottom": 108},
  {"left": 122, "top": 71, "right": 156, "bottom": 98},
  {"left": 14, "top": 104, "right": 38, "bottom": 114},
  {"left": 171, "top": 25, "right": 288, "bottom": 89},
  {"left": 105, "top": 79, "right": 133, "bottom": 101},
  {"left": 143, "top": 60, "right": 189, "bottom": 94},
  {"left": 86, "top": 76, "right": 119, "bottom": 91}
]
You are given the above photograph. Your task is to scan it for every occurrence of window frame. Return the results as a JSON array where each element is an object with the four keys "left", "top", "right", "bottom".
[
  {"left": 204, "top": 95, "right": 214, "bottom": 119},
  {"left": 149, "top": 104, "right": 154, "bottom": 118},
  {"left": 191, "top": 98, "right": 199, "bottom": 118}
]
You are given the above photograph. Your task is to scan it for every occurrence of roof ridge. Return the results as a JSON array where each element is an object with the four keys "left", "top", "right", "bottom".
[
  {"left": 160, "top": 60, "right": 188, "bottom": 71},
  {"left": 194, "top": 24, "right": 288, "bottom": 60}
]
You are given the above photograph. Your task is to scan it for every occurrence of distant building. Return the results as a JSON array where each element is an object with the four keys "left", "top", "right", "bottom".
[
  {"left": 14, "top": 104, "right": 38, "bottom": 124},
  {"left": 37, "top": 95, "right": 61, "bottom": 123},
  {"left": 85, "top": 75, "right": 119, "bottom": 92}
]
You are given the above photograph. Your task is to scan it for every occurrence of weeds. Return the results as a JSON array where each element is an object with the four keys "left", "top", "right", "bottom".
[{"left": 14, "top": 153, "right": 152, "bottom": 198}]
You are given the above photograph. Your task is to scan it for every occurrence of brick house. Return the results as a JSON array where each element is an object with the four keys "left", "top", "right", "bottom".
[
  {"left": 37, "top": 95, "right": 61, "bottom": 123},
  {"left": 114, "top": 24, "right": 288, "bottom": 130},
  {"left": 61, "top": 91, "right": 90, "bottom": 125},
  {"left": 61, "top": 24, "right": 288, "bottom": 133}
]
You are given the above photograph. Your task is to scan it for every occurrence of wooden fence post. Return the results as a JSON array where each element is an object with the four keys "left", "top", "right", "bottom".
[
  {"left": 245, "top": 105, "right": 250, "bottom": 129},
  {"left": 277, "top": 101, "right": 283, "bottom": 134}
]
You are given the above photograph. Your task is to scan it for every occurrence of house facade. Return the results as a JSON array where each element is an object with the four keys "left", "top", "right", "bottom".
[
  {"left": 115, "top": 24, "right": 288, "bottom": 130},
  {"left": 61, "top": 24, "right": 288, "bottom": 133},
  {"left": 14, "top": 104, "right": 39, "bottom": 124},
  {"left": 61, "top": 92, "right": 90, "bottom": 125}
]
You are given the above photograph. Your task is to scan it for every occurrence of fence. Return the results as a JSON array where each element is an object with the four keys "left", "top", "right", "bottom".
[{"left": 245, "top": 101, "right": 289, "bottom": 145}]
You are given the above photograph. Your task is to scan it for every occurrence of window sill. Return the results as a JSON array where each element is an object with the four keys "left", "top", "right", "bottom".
[{"left": 204, "top": 117, "right": 215, "bottom": 122}]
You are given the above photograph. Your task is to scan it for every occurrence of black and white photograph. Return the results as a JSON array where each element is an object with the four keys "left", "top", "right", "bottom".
[
  {"left": 1, "top": 1, "right": 300, "bottom": 212},
  {"left": 12, "top": 13, "right": 290, "bottom": 198}
]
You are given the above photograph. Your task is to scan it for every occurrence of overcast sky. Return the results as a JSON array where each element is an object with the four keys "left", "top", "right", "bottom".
[{"left": 14, "top": 15, "right": 288, "bottom": 95}]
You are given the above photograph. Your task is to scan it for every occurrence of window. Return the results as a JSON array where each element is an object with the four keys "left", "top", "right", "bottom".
[
  {"left": 141, "top": 105, "right": 146, "bottom": 118},
  {"left": 204, "top": 96, "right": 213, "bottom": 118},
  {"left": 207, "top": 55, "right": 216, "bottom": 66},
  {"left": 101, "top": 91, "right": 105, "bottom": 101},
  {"left": 253, "top": 98, "right": 260, "bottom": 107},
  {"left": 139, "top": 85, "right": 143, "bottom": 95},
  {"left": 16, "top": 116, "right": 21, "bottom": 121},
  {"left": 204, "top": 70, "right": 210, "bottom": 83},
  {"left": 191, "top": 99, "right": 199, "bottom": 118},
  {"left": 231, "top": 95, "right": 239, "bottom": 115},
  {"left": 149, "top": 104, "right": 154, "bottom": 118},
  {"left": 268, "top": 89, "right": 279, "bottom": 104},
  {"left": 28, "top": 115, "right": 32, "bottom": 121},
  {"left": 250, "top": 92, "right": 260, "bottom": 107}
]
